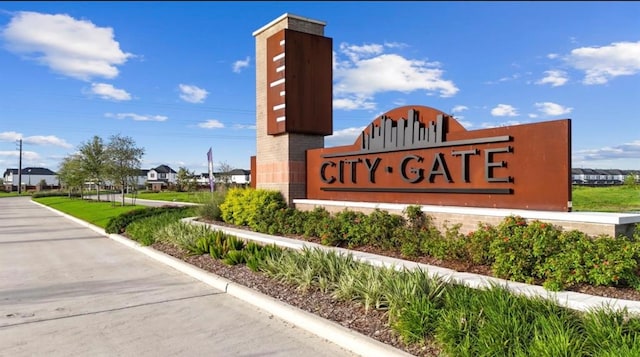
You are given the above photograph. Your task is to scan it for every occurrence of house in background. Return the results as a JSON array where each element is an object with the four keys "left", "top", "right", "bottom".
[
  {"left": 571, "top": 168, "right": 640, "bottom": 185},
  {"left": 226, "top": 169, "right": 251, "bottom": 185},
  {"left": 196, "top": 169, "right": 251, "bottom": 188},
  {"left": 146, "top": 165, "right": 177, "bottom": 191},
  {"left": 3, "top": 167, "right": 59, "bottom": 191},
  {"left": 134, "top": 169, "right": 149, "bottom": 189}
]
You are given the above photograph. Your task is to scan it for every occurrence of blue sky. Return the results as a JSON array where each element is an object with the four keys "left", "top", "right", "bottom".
[{"left": 1, "top": 2, "right": 639, "bottom": 175}]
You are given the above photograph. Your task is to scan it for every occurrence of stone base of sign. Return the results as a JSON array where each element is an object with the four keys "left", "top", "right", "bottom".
[{"left": 293, "top": 199, "right": 640, "bottom": 238}]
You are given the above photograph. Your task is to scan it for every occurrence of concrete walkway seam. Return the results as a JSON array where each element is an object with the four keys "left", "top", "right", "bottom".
[{"left": 30, "top": 201, "right": 413, "bottom": 357}]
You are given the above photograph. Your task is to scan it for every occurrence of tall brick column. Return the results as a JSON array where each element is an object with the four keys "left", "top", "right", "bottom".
[{"left": 253, "top": 14, "right": 331, "bottom": 205}]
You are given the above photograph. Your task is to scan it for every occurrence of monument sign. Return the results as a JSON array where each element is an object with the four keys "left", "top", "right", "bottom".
[{"left": 253, "top": 14, "right": 572, "bottom": 212}]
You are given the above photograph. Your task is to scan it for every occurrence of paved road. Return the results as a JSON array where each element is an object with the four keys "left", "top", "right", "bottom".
[{"left": 0, "top": 197, "right": 354, "bottom": 357}]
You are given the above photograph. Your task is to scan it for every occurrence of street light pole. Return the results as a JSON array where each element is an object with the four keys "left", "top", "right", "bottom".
[{"left": 17, "top": 139, "right": 22, "bottom": 194}]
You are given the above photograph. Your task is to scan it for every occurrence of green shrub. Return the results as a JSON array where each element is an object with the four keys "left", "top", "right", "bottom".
[
  {"left": 32, "top": 191, "right": 81, "bottom": 198},
  {"left": 362, "top": 209, "right": 405, "bottom": 250},
  {"left": 490, "top": 216, "right": 562, "bottom": 284},
  {"left": 218, "top": 188, "right": 286, "bottom": 232},
  {"left": 223, "top": 250, "right": 247, "bottom": 265},
  {"left": 302, "top": 207, "right": 331, "bottom": 238},
  {"left": 105, "top": 206, "right": 193, "bottom": 234},
  {"left": 464, "top": 223, "right": 497, "bottom": 265},
  {"left": 197, "top": 191, "right": 226, "bottom": 221},
  {"left": 125, "top": 213, "right": 181, "bottom": 246},
  {"left": 421, "top": 222, "right": 466, "bottom": 261}
]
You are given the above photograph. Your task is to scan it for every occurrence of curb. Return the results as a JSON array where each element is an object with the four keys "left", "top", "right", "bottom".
[{"left": 31, "top": 200, "right": 413, "bottom": 357}]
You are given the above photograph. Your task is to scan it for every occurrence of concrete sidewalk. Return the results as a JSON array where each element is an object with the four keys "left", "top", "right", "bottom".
[{"left": 2, "top": 197, "right": 399, "bottom": 357}]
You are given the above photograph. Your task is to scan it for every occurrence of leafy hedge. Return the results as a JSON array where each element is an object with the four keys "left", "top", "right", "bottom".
[
  {"left": 219, "top": 188, "right": 286, "bottom": 230},
  {"left": 215, "top": 187, "right": 640, "bottom": 292},
  {"left": 32, "top": 191, "right": 81, "bottom": 198},
  {"left": 105, "top": 205, "right": 195, "bottom": 234}
]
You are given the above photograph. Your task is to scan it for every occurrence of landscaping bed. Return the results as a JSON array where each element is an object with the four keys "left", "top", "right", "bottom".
[
  {"left": 204, "top": 218, "right": 640, "bottom": 303},
  {"left": 151, "top": 240, "right": 441, "bottom": 357}
]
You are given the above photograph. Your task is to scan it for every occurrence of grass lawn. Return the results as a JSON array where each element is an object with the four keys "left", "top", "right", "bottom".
[
  {"left": 0, "top": 192, "right": 24, "bottom": 198},
  {"left": 33, "top": 196, "right": 144, "bottom": 228},
  {"left": 128, "top": 191, "right": 215, "bottom": 204},
  {"left": 572, "top": 185, "right": 640, "bottom": 212}
]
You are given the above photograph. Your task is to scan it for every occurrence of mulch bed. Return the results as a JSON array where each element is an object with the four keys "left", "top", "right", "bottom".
[
  {"left": 151, "top": 241, "right": 440, "bottom": 357},
  {"left": 143, "top": 220, "right": 640, "bottom": 357}
]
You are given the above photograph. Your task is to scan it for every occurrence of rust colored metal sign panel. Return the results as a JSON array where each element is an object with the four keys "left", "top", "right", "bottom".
[{"left": 306, "top": 106, "right": 572, "bottom": 211}]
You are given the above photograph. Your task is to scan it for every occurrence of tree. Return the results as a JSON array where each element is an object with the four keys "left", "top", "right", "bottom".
[
  {"left": 37, "top": 179, "right": 47, "bottom": 191},
  {"left": 78, "top": 136, "right": 107, "bottom": 201},
  {"left": 216, "top": 161, "right": 235, "bottom": 186},
  {"left": 57, "top": 154, "right": 87, "bottom": 198},
  {"left": 176, "top": 166, "right": 197, "bottom": 192},
  {"left": 624, "top": 174, "right": 637, "bottom": 189},
  {"left": 105, "top": 134, "right": 145, "bottom": 206}
]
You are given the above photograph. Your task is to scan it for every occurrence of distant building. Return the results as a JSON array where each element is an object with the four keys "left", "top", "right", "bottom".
[
  {"left": 3, "top": 167, "right": 59, "bottom": 191},
  {"left": 196, "top": 169, "right": 251, "bottom": 187},
  {"left": 571, "top": 168, "right": 639, "bottom": 185},
  {"left": 147, "top": 165, "right": 177, "bottom": 191}
]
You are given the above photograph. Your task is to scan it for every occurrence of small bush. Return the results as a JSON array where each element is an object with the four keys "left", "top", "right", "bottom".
[
  {"left": 303, "top": 207, "right": 331, "bottom": 238},
  {"left": 464, "top": 223, "right": 497, "bottom": 265},
  {"left": 32, "top": 191, "right": 81, "bottom": 198},
  {"left": 218, "top": 188, "right": 286, "bottom": 231},
  {"left": 197, "top": 191, "right": 226, "bottom": 221},
  {"left": 490, "top": 216, "right": 562, "bottom": 284},
  {"left": 105, "top": 206, "right": 193, "bottom": 234}
]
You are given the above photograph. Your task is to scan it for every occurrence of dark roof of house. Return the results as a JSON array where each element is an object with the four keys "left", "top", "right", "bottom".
[
  {"left": 229, "top": 169, "right": 251, "bottom": 175},
  {"left": 572, "top": 168, "right": 638, "bottom": 175},
  {"left": 152, "top": 165, "right": 176, "bottom": 174},
  {"left": 208, "top": 169, "right": 251, "bottom": 176},
  {"left": 138, "top": 169, "right": 149, "bottom": 176},
  {"left": 3, "top": 167, "right": 57, "bottom": 176}
]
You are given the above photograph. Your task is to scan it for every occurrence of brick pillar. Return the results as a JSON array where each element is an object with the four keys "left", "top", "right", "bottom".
[{"left": 253, "top": 14, "right": 328, "bottom": 205}]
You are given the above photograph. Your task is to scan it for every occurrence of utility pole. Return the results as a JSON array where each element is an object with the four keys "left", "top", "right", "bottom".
[{"left": 17, "top": 139, "right": 22, "bottom": 194}]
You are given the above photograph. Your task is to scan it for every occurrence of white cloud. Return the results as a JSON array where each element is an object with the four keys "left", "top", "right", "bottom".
[
  {"left": 566, "top": 41, "right": 640, "bottom": 84},
  {"left": 573, "top": 140, "right": 640, "bottom": 161},
  {"left": 1, "top": 11, "right": 132, "bottom": 81},
  {"left": 490, "top": 104, "right": 518, "bottom": 117},
  {"left": 105, "top": 113, "right": 167, "bottom": 122},
  {"left": 451, "top": 105, "right": 468, "bottom": 113},
  {"left": 232, "top": 56, "right": 250, "bottom": 73},
  {"left": 528, "top": 113, "right": 539, "bottom": 118},
  {"left": 24, "top": 135, "right": 72, "bottom": 148},
  {"left": 325, "top": 126, "right": 366, "bottom": 147},
  {"left": 536, "top": 70, "right": 568, "bottom": 87},
  {"left": 90, "top": 83, "right": 131, "bottom": 101},
  {"left": 547, "top": 53, "right": 559, "bottom": 59},
  {"left": 335, "top": 53, "right": 458, "bottom": 98},
  {"left": 457, "top": 120, "right": 473, "bottom": 128},
  {"left": 0, "top": 131, "right": 71, "bottom": 148},
  {"left": 333, "top": 96, "right": 376, "bottom": 111},
  {"left": 339, "top": 42, "right": 385, "bottom": 62},
  {"left": 233, "top": 124, "right": 256, "bottom": 130},
  {"left": 499, "top": 73, "right": 521, "bottom": 82},
  {"left": 383, "top": 42, "right": 408, "bottom": 49},
  {"left": 481, "top": 120, "right": 524, "bottom": 129},
  {"left": 0, "top": 131, "right": 22, "bottom": 141},
  {"left": 333, "top": 42, "right": 458, "bottom": 110},
  {"left": 178, "top": 84, "right": 208, "bottom": 103},
  {"left": 535, "top": 102, "right": 573, "bottom": 116},
  {"left": 0, "top": 150, "right": 40, "bottom": 160},
  {"left": 198, "top": 119, "right": 224, "bottom": 129}
]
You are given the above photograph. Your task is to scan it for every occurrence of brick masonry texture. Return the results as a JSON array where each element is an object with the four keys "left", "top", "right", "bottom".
[{"left": 254, "top": 15, "right": 327, "bottom": 205}]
